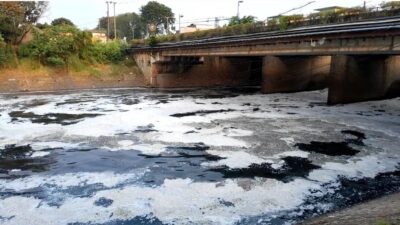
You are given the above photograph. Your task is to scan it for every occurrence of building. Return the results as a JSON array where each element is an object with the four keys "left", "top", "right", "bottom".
[
  {"left": 180, "top": 24, "right": 213, "bottom": 34},
  {"left": 90, "top": 29, "right": 107, "bottom": 43},
  {"left": 315, "top": 6, "right": 347, "bottom": 14}
]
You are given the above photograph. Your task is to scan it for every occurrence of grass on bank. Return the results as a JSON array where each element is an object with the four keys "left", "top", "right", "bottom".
[{"left": 1, "top": 56, "right": 140, "bottom": 78}]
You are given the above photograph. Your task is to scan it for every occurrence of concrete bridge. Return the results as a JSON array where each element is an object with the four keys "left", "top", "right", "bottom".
[{"left": 130, "top": 17, "right": 400, "bottom": 104}]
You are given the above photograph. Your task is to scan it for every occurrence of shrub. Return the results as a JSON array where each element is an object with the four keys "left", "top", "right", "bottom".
[
  {"left": 18, "top": 25, "right": 128, "bottom": 67},
  {"left": 0, "top": 36, "right": 15, "bottom": 68},
  {"left": 103, "top": 41, "right": 126, "bottom": 62},
  {"left": 46, "top": 56, "right": 65, "bottom": 66},
  {"left": 0, "top": 34, "right": 6, "bottom": 67},
  {"left": 147, "top": 35, "right": 158, "bottom": 47},
  {"left": 279, "top": 16, "right": 290, "bottom": 30}
]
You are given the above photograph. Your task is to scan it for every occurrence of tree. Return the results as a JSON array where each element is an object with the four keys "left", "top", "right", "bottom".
[
  {"left": 116, "top": 13, "right": 144, "bottom": 40},
  {"left": 140, "top": 1, "right": 174, "bottom": 35},
  {"left": 228, "top": 16, "right": 256, "bottom": 26},
  {"left": 381, "top": 1, "right": 400, "bottom": 10},
  {"left": 0, "top": 1, "right": 48, "bottom": 44},
  {"left": 51, "top": 17, "right": 75, "bottom": 26},
  {"left": 98, "top": 12, "right": 144, "bottom": 40}
]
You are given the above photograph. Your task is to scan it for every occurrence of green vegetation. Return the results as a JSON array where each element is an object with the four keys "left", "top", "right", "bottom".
[
  {"left": 0, "top": 34, "right": 8, "bottom": 67},
  {"left": 381, "top": 1, "right": 400, "bottom": 10},
  {"left": 140, "top": 3, "right": 400, "bottom": 45},
  {"left": 17, "top": 24, "right": 128, "bottom": 71},
  {"left": 228, "top": 16, "right": 256, "bottom": 26},
  {"left": 20, "top": 25, "right": 125, "bottom": 64},
  {"left": 97, "top": 1, "right": 174, "bottom": 40},
  {"left": 0, "top": 2, "right": 131, "bottom": 76},
  {"left": 0, "top": 1, "right": 47, "bottom": 45},
  {"left": 98, "top": 12, "right": 143, "bottom": 40},
  {"left": 51, "top": 17, "right": 75, "bottom": 27},
  {"left": 140, "top": 1, "right": 175, "bottom": 35}
]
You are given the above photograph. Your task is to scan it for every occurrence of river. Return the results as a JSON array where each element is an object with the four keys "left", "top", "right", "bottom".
[{"left": 0, "top": 87, "right": 399, "bottom": 225}]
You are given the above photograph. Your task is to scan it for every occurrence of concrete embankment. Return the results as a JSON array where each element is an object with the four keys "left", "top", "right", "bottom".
[
  {"left": 301, "top": 192, "right": 400, "bottom": 225},
  {"left": 0, "top": 68, "right": 147, "bottom": 93}
]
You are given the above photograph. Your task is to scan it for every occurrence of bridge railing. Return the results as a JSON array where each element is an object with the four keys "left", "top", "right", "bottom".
[{"left": 132, "top": 8, "right": 400, "bottom": 47}]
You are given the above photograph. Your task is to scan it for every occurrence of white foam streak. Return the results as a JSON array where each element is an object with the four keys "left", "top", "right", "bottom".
[{"left": 0, "top": 178, "right": 320, "bottom": 225}]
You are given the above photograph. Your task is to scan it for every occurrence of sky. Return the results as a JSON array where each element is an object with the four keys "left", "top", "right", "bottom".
[{"left": 39, "top": 0, "right": 387, "bottom": 30}]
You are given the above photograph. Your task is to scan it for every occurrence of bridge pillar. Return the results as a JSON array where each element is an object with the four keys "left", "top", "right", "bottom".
[
  {"left": 262, "top": 56, "right": 331, "bottom": 94},
  {"left": 328, "top": 55, "right": 400, "bottom": 104}
]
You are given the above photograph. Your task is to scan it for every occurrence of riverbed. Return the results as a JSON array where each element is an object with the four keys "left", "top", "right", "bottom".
[{"left": 0, "top": 87, "right": 399, "bottom": 225}]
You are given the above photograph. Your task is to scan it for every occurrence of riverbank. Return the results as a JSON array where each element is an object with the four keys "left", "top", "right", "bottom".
[
  {"left": 301, "top": 192, "right": 400, "bottom": 225},
  {"left": 0, "top": 63, "right": 147, "bottom": 93}
]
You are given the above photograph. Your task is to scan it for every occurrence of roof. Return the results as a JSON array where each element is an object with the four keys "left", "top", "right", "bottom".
[
  {"left": 89, "top": 29, "right": 106, "bottom": 34},
  {"left": 267, "top": 15, "right": 281, "bottom": 20},
  {"left": 315, "top": 6, "right": 347, "bottom": 11}
]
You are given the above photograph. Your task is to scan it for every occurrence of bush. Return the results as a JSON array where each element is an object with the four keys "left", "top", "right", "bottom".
[
  {"left": 46, "top": 56, "right": 65, "bottom": 66},
  {"left": 103, "top": 41, "right": 127, "bottom": 62},
  {"left": 0, "top": 35, "right": 6, "bottom": 67},
  {"left": 279, "top": 16, "right": 290, "bottom": 30},
  {"left": 130, "top": 39, "right": 145, "bottom": 46},
  {"left": 18, "top": 25, "right": 128, "bottom": 67},
  {"left": 147, "top": 35, "right": 158, "bottom": 47},
  {"left": 0, "top": 36, "right": 15, "bottom": 68}
]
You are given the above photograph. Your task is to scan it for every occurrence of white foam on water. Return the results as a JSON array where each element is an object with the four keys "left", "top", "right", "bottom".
[
  {"left": 116, "top": 140, "right": 135, "bottom": 148},
  {"left": 276, "top": 151, "right": 310, "bottom": 158},
  {"left": 0, "top": 113, "right": 64, "bottom": 148},
  {"left": 280, "top": 137, "right": 296, "bottom": 146},
  {"left": 224, "top": 128, "right": 253, "bottom": 137},
  {"left": 308, "top": 154, "right": 400, "bottom": 183},
  {"left": 1, "top": 90, "right": 400, "bottom": 225},
  {"left": 0, "top": 178, "right": 321, "bottom": 225},
  {"left": 113, "top": 141, "right": 167, "bottom": 155},
  {"left": 0, "top": 96, "right": 254, "bottom": 148},
  {"left": 30, "top": 142, "right": 80, "bottom": 151},
  {"left": 202, "top": 150, "right": 311, "bottom": 170},
  {"left": 203, "top": 150, "right": 273, "bottom": 168},
  {"left": 60, "top": 99, "right": 251, "bottom": 148},
  {"left": 157, "top": 131, "right": 249, "bottom": 147},
  {"left": 30, "top": 151, "right": 50, "bottom": 158},
  {"left": 0, "top": 169, "right": 147, "bottom": 192}
]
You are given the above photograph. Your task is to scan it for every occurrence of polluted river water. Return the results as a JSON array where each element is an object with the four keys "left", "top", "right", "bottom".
[{"left": 0, "top": 87, "right": 399, "bottom": 225}]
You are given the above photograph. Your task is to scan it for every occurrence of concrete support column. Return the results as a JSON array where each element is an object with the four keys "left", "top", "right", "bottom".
[
  {"left": 262, "top": 56, "right": 331, "bottom": 94},
  {"left": 328, "top": 55, "right": 400, "bottom": 104}
]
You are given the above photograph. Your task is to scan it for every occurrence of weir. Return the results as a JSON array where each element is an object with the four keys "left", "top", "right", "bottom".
[{"left": 131, "top": 18, "right": 400, "bottom": 104}]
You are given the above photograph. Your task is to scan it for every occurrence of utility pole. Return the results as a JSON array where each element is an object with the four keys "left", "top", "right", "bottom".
[
  {"left": 178, "top": 14, "right": 184, "bottom": 33},
  {"left": 106, "top": 1, "right": 110, "bottom": 42},
  {"left": 165, "top": 17, "right": 169, "bottom": 34},
  {"left": 237, "top": 0, "right": 243, "bottom": 20},
  {"left": 214, "top": 17, "right": 220, "bottom": 28},
  {"left": 113, "top": 1, "right": 117, "bottom": 39}
]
